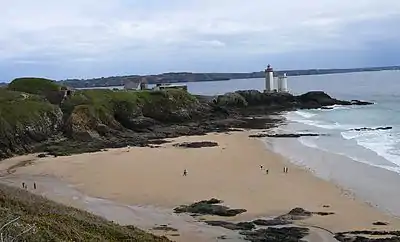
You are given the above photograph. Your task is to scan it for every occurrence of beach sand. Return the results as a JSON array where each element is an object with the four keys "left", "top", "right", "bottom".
[{"left": 2, "top": 131, "right": 400, "bottom": 241}]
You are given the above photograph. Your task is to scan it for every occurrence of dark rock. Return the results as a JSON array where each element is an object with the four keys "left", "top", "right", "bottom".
[
  {"left": 174, "top": 199, "right": 246, "bottom": 217},
  {"left": 147, "top": 139, "right": 171, "bottom": 145},
  {"left": 240, "top": 227, "right": 309, "bottom": 242},
  {"left": 351, "top": 100, "right": 374, "bottom": 105},
  {"left": 252, "top": 219, "right": 292, "bottom": 226},
  {"left": 205, "top": 221, "right": 255, "bottom": 231},
  {"left": 249, "top": 133, "right": 322, "bottom": 138},
  {"left": 323, "top": 205, "right": 330, "bottom": 208},
  {"left": 313, "top": 212, "right": 335, "bottom": 216},
  {"left": 216, "top": 92, "right": 248, "bottom": 107},
  {"left": 335, "top": 230, "right": 400, "bottom": 242},
  {"left": 173, "top": 141, "right": 219, "bottom": 148},
  {"left": 373, "top": 221, "right": 389, "bottom": 226},
  {"left": 217, "top": 235, "right": 228, "bottom": 240},
  {"left": 37, "top": 154, "right": 47, "bottom": 158},
  {"left": 352, "top": 127, "right": 392, "bottom": 131},
  {"left": 276, "top": 208, "right": 313, "bottom": 221}
]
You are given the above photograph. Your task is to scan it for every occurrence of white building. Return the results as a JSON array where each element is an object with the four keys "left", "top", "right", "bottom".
[{"left": 264, "top": 65, "right": 288, "bottom": 93}]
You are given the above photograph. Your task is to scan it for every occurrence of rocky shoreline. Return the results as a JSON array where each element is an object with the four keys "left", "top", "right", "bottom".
[{"left": 0, "top": 79, "right": 374, "bottom": 161}]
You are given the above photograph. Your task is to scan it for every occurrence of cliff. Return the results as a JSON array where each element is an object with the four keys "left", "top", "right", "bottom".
[
  {"left": 0, "top": 77, "right": 372, "bottom": 159},
  {"left": 0, "top": 89, "right": 63, "bottom": 160}
]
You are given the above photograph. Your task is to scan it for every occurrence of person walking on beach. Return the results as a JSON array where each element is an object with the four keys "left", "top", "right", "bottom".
[
  {"left": 283, "top": 167, "right": 289, "bottom": 173},
  {"left": 22, "top": 182, "right": 25, "bottom": 189},
  {"left": 260, "top": 165, "right": 263, "bottom": 170},
  {"left": 265, "top": 169, "right": 269, "bottom": 175},
  {"left": 183, "top": 169, "right": 187, "bottom": 176},
  {"left": 33, "top": 182, "right": 36, "bottom": 190}
]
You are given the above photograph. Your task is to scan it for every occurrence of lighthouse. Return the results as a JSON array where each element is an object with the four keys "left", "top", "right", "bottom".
[
  {"left": 277, "top": 73, "right": 288, "bottom": 92},
  {"left": 265, "top": 64, "right": 274, "bottom": 92}
]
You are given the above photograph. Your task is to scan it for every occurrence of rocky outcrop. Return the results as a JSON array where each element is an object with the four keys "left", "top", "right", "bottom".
[
  {"left": 0, "top": 89, "right": 63, "bottom": 159},
  {"left": 0, "top": 84, "right": 374, "bottom": 159},
  {"left": 173, "top": 198, "right": 247, "bottom": 217},
  {"left": 216, "top": 90, "right": 372, "bottom": 111},
  {"left": 240, "top": 227, "right": 310, "bottom": 242}
]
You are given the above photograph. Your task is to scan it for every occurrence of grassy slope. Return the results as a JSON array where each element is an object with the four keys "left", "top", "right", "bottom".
[
  {"left": 0, "top": 183, "right": 170, "bottom": 241},
  {"left": 0, "top": 89, "right": 57, "bottom": 127},
  {"left": 7, "top": 77, "right": 61, "bottom": 95},
  {"left": 62, "top": 89, "right": 199, "bottom": 131}
]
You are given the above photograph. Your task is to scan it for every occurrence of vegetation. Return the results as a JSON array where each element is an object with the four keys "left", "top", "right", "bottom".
[
  {"left": 8, "top": 77, "right": 61, "bottom": 95},
  {"left": 62, "top": 89, "right": 199, "bottom": 134},
  {"left": 0, "top": 89, "right": 58, "bottom": 130},
  {"left": 0, "top": 183, "right": 169, "bottom": 241},
  {"left": 7, "top": 77, "right": 67, "bottom": 105}
]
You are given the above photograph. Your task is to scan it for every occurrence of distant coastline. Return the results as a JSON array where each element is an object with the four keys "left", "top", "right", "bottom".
[
  {"left": 1, "top": 65, "right": 399, "bottom": 88},
  {"left": 59, "top": 65, "right": 400, "bottom": 89}
]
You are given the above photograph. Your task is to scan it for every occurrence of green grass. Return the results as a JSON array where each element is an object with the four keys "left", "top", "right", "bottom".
[
  {"left": 0, "top": 183, "right": 170, "bottom": 241},
  {"left": 7, "top": 77, "right": 61, "bottom": 95},
  {"left": 62, "top": 89, "right": 199, "bottom": 129},
  {"left": 0, "top": 89, "right": 58, "bottom": 128}
]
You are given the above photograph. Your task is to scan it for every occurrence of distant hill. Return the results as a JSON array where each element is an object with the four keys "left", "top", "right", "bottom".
[
  {"left": 1, "top": 65, "right": 399, "bottom": 88},
  {"left": 59, "top": 65, "right": 400, "bottom": 89}
]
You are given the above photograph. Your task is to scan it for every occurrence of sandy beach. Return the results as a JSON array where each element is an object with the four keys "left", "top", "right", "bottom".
[{"left": 2, "top": 130, "right": 400, "bottom": 241}]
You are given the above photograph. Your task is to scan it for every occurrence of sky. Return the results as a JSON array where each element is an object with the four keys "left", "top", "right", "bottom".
[{"left": 1, "top": 0, "right": 400, "bottom": 81}]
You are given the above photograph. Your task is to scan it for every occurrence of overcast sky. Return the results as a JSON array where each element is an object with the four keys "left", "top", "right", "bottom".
[{"left": 1, "top": 0, "right": 400, "bottom": 81}]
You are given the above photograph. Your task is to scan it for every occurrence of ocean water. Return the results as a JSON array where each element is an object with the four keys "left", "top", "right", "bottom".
[{"left": 185, "top": 70, "right": 400, "bottom": 216}]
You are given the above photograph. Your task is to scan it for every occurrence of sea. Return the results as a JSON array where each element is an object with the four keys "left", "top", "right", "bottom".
[{"left": 184, "top": 70, "right": 400, "bottom": 217}]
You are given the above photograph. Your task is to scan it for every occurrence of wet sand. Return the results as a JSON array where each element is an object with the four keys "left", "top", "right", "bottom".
[{"left": 1, "top": 131, "right": 400, "bottom": 241}]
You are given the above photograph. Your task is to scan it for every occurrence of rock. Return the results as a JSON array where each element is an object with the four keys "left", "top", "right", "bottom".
[
  {"left": 351, "top": 100, "right": 374, "bottom": 105},
  {"left": 335, "top": 230, "right": 400, "bottom": 242},
  {"left": 298, "top": 91, "right": 351, "bottom": 107},
  {"left": 252, "top": 219, "right": 292, "bottom": 226},
  {"left": 276, "top": 208, "right": 313, "bottom": 221},
  {"left": 147, "top": 139, "right": 171, "bottom": 145},
  {"left": 352, "top": 126, "right": 392, "bottom": 131},
  {"left": 173, "top": 141, "right": 219, "bottom": 148},
  {"left": 249, "top": 133, "right": 322, "bottom": 138},
  {"left": 216, "top": 92, "right": 248, "bottom": 107},
  {"left": 204, "top": 221, "right": 255, "bottom": 231},
  {"left": 240, "top": 227, "right": 309, "bottom": 242},
  {"left": 174, "top": 199, "right": 246, "bottom": 217},
  {"left": 37, "top": 153, "right": 47, "bottom": 158},
  {"left": 313, "top": 212, "right": 335, "bottom": 216},
  {"left": 373, "top": 221, "right": 389, "bottom": 226}
]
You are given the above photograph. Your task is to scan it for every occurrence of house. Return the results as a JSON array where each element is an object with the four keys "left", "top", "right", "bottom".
[{"left": 124, "top": 78, "right": 148, "bottom": 90}]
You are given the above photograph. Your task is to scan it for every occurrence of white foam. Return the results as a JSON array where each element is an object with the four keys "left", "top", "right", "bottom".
[
  {"left": 294, "top": 110, "right": 317, "bottom": 119},
  {"left": 286, "top": 111, "right": 356, "bottom": 130},
  {"left": 341, "top": 130, "right": 400, "bottom": 168},
  {"left": 298, "top": 136, "right": 319, "bottom": 149}
]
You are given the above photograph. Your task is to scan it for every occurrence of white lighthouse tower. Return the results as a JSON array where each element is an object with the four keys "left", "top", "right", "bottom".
[
  {"left": 277, "top": 73, "right": 288, "bottom": 92},
  {"left": 265, "top": 64, "right": 274, "bottom": 92}
]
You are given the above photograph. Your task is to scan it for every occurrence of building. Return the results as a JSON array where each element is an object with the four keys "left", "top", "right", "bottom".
[
  {"left": 264, "top": 64, "right": 288, "bottom": 93},
  {"left": 124, "top": 77, "right": 148, "bottom": 91}
]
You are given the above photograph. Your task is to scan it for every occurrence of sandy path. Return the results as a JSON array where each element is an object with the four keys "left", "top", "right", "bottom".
[{"left": 2, "top": 131, "right": 400, "bottom": 240}]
